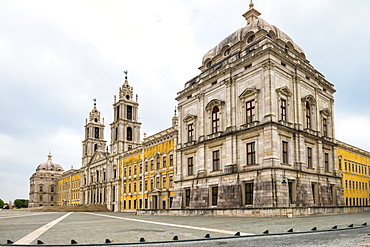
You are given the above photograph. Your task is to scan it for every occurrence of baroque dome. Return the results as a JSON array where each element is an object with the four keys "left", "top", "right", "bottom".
[
  {"left": 36, "top": 153, "right": 64, "bottom": 172},
  {"left": 202, "top": 6, "right": 305, "bottom": 65}
]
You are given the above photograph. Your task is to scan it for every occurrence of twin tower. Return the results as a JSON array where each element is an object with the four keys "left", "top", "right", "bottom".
[{"left": 82, "top": 78, "right": 141, "bottom": 167}]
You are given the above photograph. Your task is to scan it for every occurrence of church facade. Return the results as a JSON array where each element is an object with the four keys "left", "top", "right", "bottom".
[{"left": 172, "top": 3, "right": 343, "bottom": 209}]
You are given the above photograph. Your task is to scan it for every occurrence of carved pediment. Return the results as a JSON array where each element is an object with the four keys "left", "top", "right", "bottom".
[
  {"left": 301, "top": 95, "right": 316, "bottom": 106},
  {"left": 89, "top": 150, "right": 107, "bottom": 165},
  {"left": 183, "top": 114, "right": 197, "bottom": 122},
  {"left": 320, "top": 108, "right": 331, "bottom": 116},
  {"left": 205, "top": 99, "right": 225, "bottom": 111},
  {"left": 276, "top": 86, "right": 292, "bottom": 97},
  {"left": 239, "top": 88, "right": 260, "bottom": 99}
]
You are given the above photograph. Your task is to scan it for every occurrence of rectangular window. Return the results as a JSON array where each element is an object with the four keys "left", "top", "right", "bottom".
[
  {"left": 282, "top": 141, "right": 288, "bottom": 164},
  {"left": 212, "top": 150, "right": 220, "bottom": 171},
  {"left": 188, "top": 123, "right": 194, "bottom": 142},
  {"left": 145, "top": 161, "right": 148, "bottom": 172},
  {"left": 170, "top": 155, "right": 173, "bottom": 166},
  {"left": 156, "top": 156, "right": 160, "bottom": 170},
  {"left": 162, "top": 176, "right": 166, "bottom": 189},
  {"left": 247, "top": 142, "right": 256, "bottom": 165},
  {"left": 169, "top": 175, "right": 173, "bottom": 187},
  {"left": 246, "top": 100, "right": 255, "bottom": 124},
  {"left": 338, "top": 158, "right": 342, "bottom": 171},
  {"left": 245, "top": 182, "right": 254, "bottom": 205},
  {"left": 163, "top": 156, "right": 166, "bottom": 168},
  {"left": 211, "top": 186, "right": 218, "bottom": 206},
  {"left": 185, "top": 188, "right": 191, "bottom": 207},
  {"left": 127, "top": 105, "right": 133, "bottom": 120},
  {"left": 281, "top": 99, "right": 287, "bottom": 121},
  {"left": 307, "top": 147, "right": 313, "bottom": 168},
  {"left": 156, "top": 177, "right": 160, "bottom": 189},
  {"left": 188, "top": 157, "right": 194, "bottom": 175},
  {"left": 150, "top": 160, "right": 154, "bottom": 171},
  {"left": 323, "top": 118, "right": 328, "bottom": 137},
  {"left": 324, "top": 153, "right": 329, "bottom": 172},
  {"left": 312, "top": 183, "right": 318, "bottom": 205}
]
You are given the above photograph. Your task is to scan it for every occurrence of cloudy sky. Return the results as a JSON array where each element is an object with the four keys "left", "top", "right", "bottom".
[{"left": 1, "top": 0, "right": 370, "bottom": 202}]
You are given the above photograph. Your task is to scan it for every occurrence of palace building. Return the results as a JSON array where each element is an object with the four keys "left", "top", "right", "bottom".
[
  {"left": 172, "top": 2, "right": 343, "bottom": 208},
  {"left": 337, "top": 141, "right": 370, "bottom": 206},
  {"left": 31, "top": 1, "right": 370, "bottom": 212},
  {"left": 57, "top": 168, "right": 80, "bottom": 206},
  {"left": 29, "top": 153, "right": 64, "bottom": 207}
]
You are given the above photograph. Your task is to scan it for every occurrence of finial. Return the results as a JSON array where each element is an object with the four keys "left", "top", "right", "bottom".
[
  {"left": 123, "top": 70, "right": 128, "bottom": 80},
  {"left": 174, "top": 106, "right": 177, "bottom": 116},
  {"left": 93, "top": 98, "right": 97, "bottom": 106},
  {"left": 136, "top": 94, "right": 138, "bottom": 102},
  {"left": 47, "top": 151, "right": 52, "bottom": 161},
  {"left": 249, "top": 0, "right": 254, "bottom": 9}
]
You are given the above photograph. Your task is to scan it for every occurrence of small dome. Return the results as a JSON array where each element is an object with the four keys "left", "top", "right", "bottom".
[
  {"left": 36, "top": 153, "right": 64, "bottom": 172},
  {"left": 202, "top": 18, "right": 305, "bottom": 64}
]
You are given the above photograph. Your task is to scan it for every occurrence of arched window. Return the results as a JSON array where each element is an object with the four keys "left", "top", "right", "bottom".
[
  {"left": 305, "top": 102, "right": 311, "bottom": 129},
  {"left": 127, "top": 127, "right": 132, "bottom": 141},
  {"left": 115, "top": 127, "right": 118, "bottom": 141},
  {"left": 212, "top": 106, "right": 220, "bottom": 133},
  {"left": 94, "top": 127, "right": 99, "bottom": 139}
]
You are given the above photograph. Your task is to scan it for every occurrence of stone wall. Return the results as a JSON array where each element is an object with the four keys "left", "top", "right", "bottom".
[{"left": 136, "top": 206, "right": 370, "bottom": 218}]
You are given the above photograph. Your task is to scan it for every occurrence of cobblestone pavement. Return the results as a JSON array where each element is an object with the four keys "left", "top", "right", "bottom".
[{"left": 0, "top": 211, "right": 370, "bottom": 246}]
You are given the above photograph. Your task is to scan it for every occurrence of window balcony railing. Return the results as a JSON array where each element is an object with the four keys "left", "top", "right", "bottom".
[
  {"left": 183, "top": 140, "right": 197, "bottom": 147},
  {"left": 278, "top": 120, "right": 293, "bottom": 128},
  {"left": 207, "top": 131, "right": 223, "bottom": 140},
  {"left": 304, "top": 128, "right": 318, "bottom": 136},
  {"left": 241, "top": 121, "right": 259, "bottom": 130}
]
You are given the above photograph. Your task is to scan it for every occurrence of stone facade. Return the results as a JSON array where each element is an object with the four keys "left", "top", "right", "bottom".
[
  {"left": 29, "top": 153, "right": 64, "bottom": 207},
  {"left": 172, "top": 3, "right": 343, "bottom": 209}
]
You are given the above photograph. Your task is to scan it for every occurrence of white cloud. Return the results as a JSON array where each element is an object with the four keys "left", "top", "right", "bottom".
[{"left": 335, "top": 112, "right": 370, "bottom": 152}]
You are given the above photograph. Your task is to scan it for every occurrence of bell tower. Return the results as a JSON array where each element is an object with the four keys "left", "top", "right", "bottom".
[
  {"left": 82, "top": 99, "right": 107, "bottom": 167},
  {"left": 110, "top": 71, "right": 141, "bottom": 155}
]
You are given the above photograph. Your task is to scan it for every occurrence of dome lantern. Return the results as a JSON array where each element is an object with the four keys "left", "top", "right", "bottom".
[{"left": 242, "top": 0, "right": 261, "bottom": 25}]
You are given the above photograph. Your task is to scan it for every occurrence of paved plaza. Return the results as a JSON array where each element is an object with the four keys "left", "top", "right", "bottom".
[{"left": 1, "top": 211, "right": 370, "bottom": 246}]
